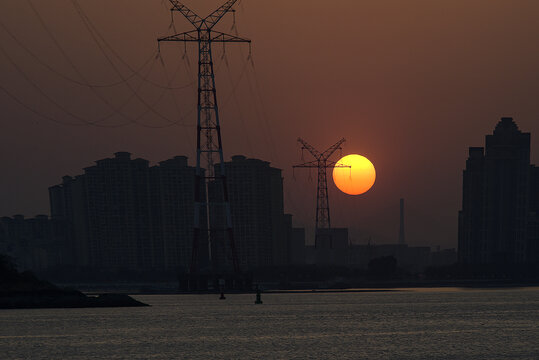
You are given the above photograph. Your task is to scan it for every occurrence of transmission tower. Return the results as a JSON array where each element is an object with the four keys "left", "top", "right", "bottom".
[
  {"left": 158, "top": 1, "right": 250, "bottom": 274},
  {"left": 293, "top": 138, "right": 349, "bottom": 247}
]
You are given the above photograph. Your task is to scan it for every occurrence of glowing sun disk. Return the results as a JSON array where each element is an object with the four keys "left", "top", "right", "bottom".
[{"left": 333, "top": 154, "right": 376, "bottom": 195}]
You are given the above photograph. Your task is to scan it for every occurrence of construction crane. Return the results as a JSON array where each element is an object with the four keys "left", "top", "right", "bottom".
[
  {"left": 158, "top": 1, "right": 250, "bottom": 275},
  {"left": 293, "top": 138, "right": 349, "bottom": 247}
]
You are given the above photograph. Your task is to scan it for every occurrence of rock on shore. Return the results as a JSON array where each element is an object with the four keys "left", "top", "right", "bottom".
[{"left": 0, "top": 255, "right": 149, "bottom": 309}]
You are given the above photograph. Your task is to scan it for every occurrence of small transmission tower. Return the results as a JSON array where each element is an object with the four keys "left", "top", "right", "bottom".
[
  {"left": 158, "top": 1, "right": 250, "bottom": 274},
  {"left": 293, "top": 138, "right": 349, "bottom": 247}
]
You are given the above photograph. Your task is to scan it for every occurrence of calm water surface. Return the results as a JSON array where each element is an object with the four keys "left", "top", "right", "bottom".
[{"left": 1, "top": 288, "right": 539, "bottom": 359}]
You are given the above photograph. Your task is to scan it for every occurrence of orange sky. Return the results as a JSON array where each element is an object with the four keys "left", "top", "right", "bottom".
[{"left": 1, "top": 0, "right": 539, "bottom": 248}]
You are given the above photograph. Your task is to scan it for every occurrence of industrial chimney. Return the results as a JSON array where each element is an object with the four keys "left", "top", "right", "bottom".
[{"left": 399, "top": 198, "right": 405, "bottom": 245}]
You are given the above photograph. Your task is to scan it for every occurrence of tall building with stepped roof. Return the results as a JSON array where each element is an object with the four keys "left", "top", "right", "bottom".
[{"left": 458, "top": 117, "right": 539, "bottom": 264}]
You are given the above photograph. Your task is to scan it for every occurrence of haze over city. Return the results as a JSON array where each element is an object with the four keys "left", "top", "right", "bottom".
[
  {"left": 3, "top": 2, "right": 539, "bottom": 359},
  {"left": 2, "top": 0, "right": 539, "bottom": 249}
]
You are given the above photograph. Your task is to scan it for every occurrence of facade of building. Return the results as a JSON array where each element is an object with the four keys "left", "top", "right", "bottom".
[
  {"left": 85, "top": 152, "right": 152, "bottom": 270},
  {"left": 458, "top": 117, "right": 539, "bottom": 264},
  {"left": 313, "top": 228, "right": 349, "bottom": 265},
  {"left": 150, "top": 156, "right": 207, "bottom": 272},
  {"left": 50, "top": 152, "right": 154, "bottom": 272},
  {"left": 209, "top": 155, "right": 286, "bottom": 271},
  {"left": 50, "top": 175, "right": 89, "bottom": 268},
  {"left": 50, "top": 153, "right": 210, "bottom": 273},
  {"left": 47, "top": 153, "right": 296, "bottom": 274},
  {"left": 0, "top": 215, "right": 68, "bottom": 272},
  {"left": 282, "top": 214, "right": 306, "bottom": 266}
]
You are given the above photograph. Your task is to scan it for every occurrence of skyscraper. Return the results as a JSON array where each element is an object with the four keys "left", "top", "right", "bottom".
[{"left": 458, "top": 117, "right": 538, "bottom": 264}]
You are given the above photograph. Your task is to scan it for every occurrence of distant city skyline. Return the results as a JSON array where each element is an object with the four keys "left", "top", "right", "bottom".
[
  {"left": 2, "top": 1, "right": 539, "bottom": 250},
  {"left": 2, "top": 151, "right": 458, "bottom": 277}
]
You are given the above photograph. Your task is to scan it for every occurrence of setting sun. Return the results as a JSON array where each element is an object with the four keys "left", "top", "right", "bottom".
[{"left": 333, "top": 154, "right": 376, "bottom": 195}]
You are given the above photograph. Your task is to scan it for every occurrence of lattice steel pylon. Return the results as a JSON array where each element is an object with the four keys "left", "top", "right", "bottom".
[
  {"left": 158, "top": 1, "right": 250, "bottom": 274},
  {"left": 293, "top": 138, "right": 349, "bottom": 247}
]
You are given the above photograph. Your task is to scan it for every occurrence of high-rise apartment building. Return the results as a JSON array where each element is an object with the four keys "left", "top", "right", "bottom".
[
  {"left": 49, "top": 153, "right": 212, "bottom": 273},
  {"left": 50, "top": 152, "right": 153, "bottom": 271},
  {"left": 150, "top": 156, "right": 207, "bottom": 272},
  {"left": 50, "top": 175, "right": 89, "bottom": 268},
  {"left": 458, "top": 118, "right": 539, "bottom": 264},
  {"left": 48, "top": 153, "right": 303, "bottom": 274},
  {"left": 210, "top": 155, "right": 286, "bottom": 271},
  {"left": 0, "top": 215, "right": 68, "bottom": 272}
]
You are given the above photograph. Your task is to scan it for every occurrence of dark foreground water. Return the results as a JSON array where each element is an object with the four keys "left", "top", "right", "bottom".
[{"left": 2, "top": 288, "right": 539, "bottom": 359}]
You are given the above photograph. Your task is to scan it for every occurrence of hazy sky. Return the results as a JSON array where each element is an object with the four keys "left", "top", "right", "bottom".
[{"left": 1, "top": 0, "right": 539, "bottom": 248}]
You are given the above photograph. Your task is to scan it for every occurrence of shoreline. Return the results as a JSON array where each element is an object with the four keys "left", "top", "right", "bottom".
[{"left": 60, "top": 279, "right": 539, "bottom": 296}]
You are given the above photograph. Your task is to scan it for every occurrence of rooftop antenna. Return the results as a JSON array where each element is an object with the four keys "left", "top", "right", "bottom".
[
  {"left": 158, "top": 1, "right": 251, "bottom": 274},
  {"left": 293, "top": 138, "right": 349, "bottom": 248}
]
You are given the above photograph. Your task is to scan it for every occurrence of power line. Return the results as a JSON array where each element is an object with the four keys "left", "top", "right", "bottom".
[
  {"left": 26, "top": 0, "right": 169, "bottom": 127},
  {"left": 0, "top": 41, "right": 130, "bottom": 127},
  {"left": 69, "top": 0, "right": 187, "bottom": 125},
  {"left": 222, "top": 52, "right": 254, "bottom": 155},
  {"left": 0, "top": 19, "right": 155, "bottom": 89},
  {"left": 0, "top": 83, "right": 88, "bottom": 127},
  {"left": 71, "top": 0, "right": 195, "bottom": 90},
  {"left": 0, "top": 35, "right": 195, "bottom": 129}
]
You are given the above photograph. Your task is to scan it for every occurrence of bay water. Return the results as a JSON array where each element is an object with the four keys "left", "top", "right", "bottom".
[{"left": 1, "top": 288, "right": 539, "bottom": 359}]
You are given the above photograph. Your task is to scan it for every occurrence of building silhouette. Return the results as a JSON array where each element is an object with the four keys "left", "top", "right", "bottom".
[
  {"left": 0, "top": 215, "right": 68, "bottom": 272},
  {"left": 283, "top": 214, "right": 306, "bottom": 265},
  {"left": 458, "top": 117, "right": 539, "bottom": 264},
  {"left": 209, "top": 155, "right": 288, "bottom": 271},
  {"left": 309, "top": 228, "right": 349, "bottom": 265},
  {"left": 150, "top": 156, "right": 207, "bottom": 272},
  {"left": 49, "top": 175, "right": 89, "bottom": 268},
  {"left": 50, "top": 153, "right": 211, "bottom": 274},
  {"left": 51, "top": 152, "right": 153, "bottom": 271},
  {"left": 47, "top": 153, "right": 300, "bottom": 275}
]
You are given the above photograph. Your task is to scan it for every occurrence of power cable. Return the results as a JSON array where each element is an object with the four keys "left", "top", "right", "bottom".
[
  {"left": 221, "top": 52, "right": 254, "bottom": 155},
  {"left": 0, "top": 20, "right": 156, "bottom": 89},
  {"left": 26, "top": 0, "right": 165, "bottom": 127},
  {"left": 0, "top": 33, "right": 193, "bottom": 129},
  {"left": 158, "top": 56, "right": 196, "bottom": 145},
  {"left": 69, "top": 0, "right": 185, "bottom": 125},
  {"left": 71, "top": 0, "right": 194, "bottom": 90},
  {"left": 0, "top": 83, "right": 87, "bottom": 127},
  {"left": 0, "top": 43, "right": 129, "bottom": 127}
]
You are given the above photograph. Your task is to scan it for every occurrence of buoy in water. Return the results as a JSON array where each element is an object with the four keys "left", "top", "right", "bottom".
[{"left": 255, "top": 285, "right": 263, "bottom": 304}]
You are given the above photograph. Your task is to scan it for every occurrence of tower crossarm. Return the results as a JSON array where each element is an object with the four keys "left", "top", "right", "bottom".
[
  {"left": 293, "top": 160, "right": 320, "bottom": 169},
  {"left": 321, "top": 138, "right": 346, "bottom": 160},
  {"left": 326, "top": 160, "right": 350, "bottom": 169},
  {"left": 210, "top": 31, "right": 251, "bottom": 43},
  {"left": 297, "top": 138, "right": 321, "bottom": 160},
  {"left": 168, "top": 1, "right": 204, "bottom": 29},
  {"left": 293, "top": 160, "right": 350, "bottom": 169},
  {"left": 204, "top": 0, "right": 239, "bottom": 30},
  {"left": 158, "top": 30, "right": 199, "bottom": 43}
]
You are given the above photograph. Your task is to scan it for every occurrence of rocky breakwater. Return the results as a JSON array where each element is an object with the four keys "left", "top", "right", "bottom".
[{"left": 0, "top": 255, "right": 148, "bottom": 309}]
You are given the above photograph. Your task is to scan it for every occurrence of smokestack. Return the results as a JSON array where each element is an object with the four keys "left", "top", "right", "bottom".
[{"left": 399, "top": 198, "right": 405, "bottom": 245}]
